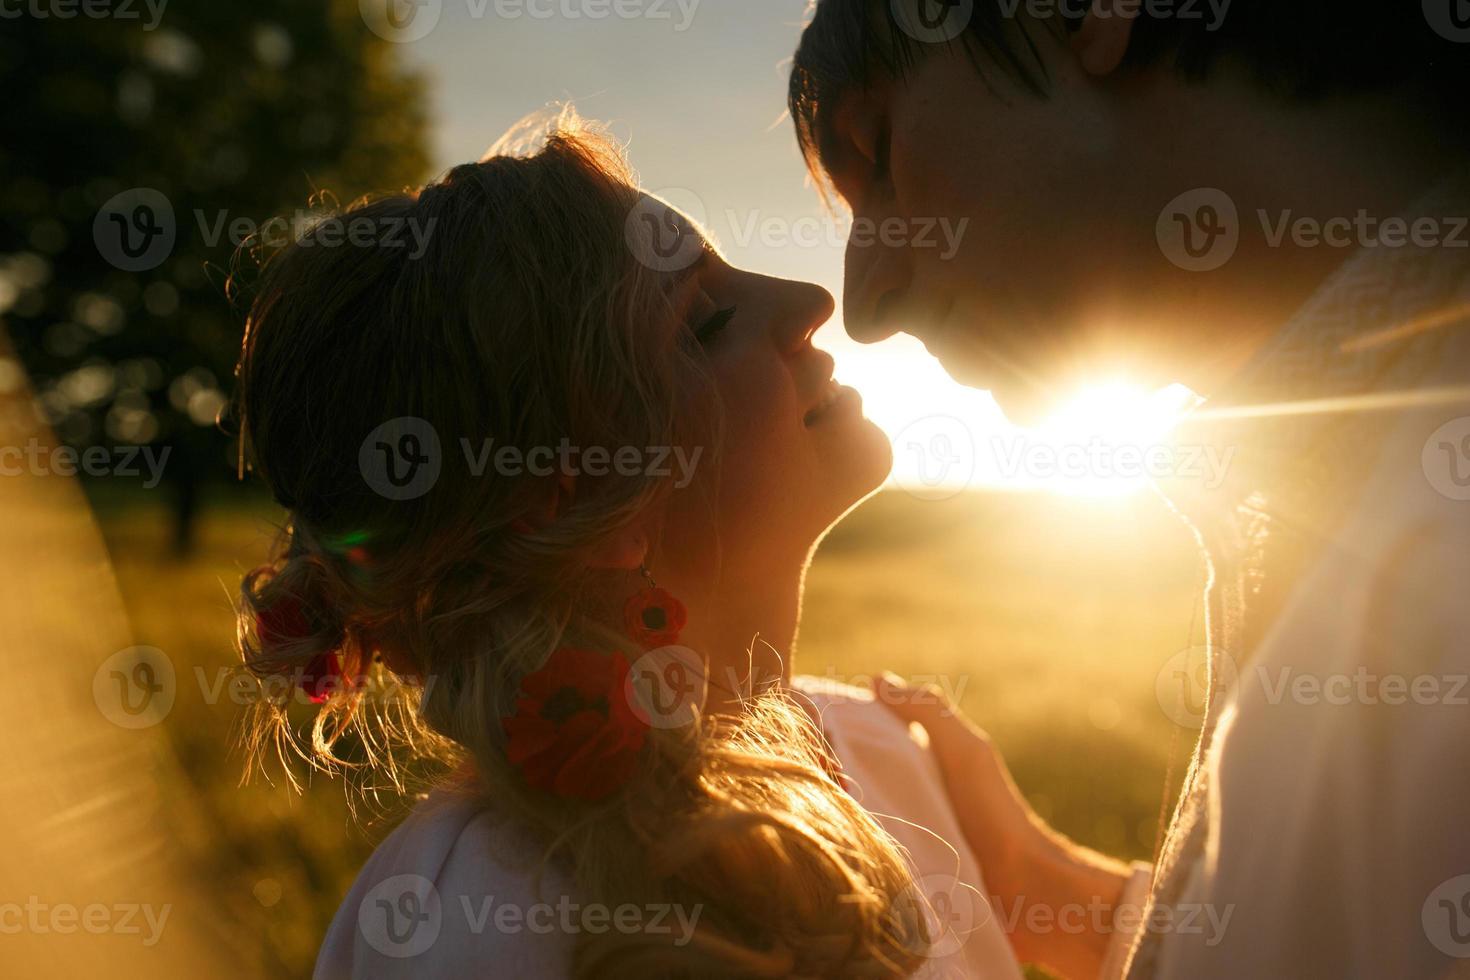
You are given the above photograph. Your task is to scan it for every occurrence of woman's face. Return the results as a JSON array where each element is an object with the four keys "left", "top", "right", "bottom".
[{"left": 656, "top": 227, "right": 892, "bottom": 591}]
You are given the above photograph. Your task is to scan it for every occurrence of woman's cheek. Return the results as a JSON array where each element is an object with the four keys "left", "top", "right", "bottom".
[{"left": 712, "top": 367, "right": 814, "bottom": 519}]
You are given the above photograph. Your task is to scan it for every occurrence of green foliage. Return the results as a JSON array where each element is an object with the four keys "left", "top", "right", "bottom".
[{"left": 1, "top": 0, "right": 430, "bottom": 543}]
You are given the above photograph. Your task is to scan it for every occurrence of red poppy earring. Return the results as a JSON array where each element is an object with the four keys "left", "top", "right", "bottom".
[{"left": 623, "top": 565, "right": 687, "bottom": 650}]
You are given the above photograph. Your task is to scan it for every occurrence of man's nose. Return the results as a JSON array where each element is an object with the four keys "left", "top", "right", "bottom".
[{"left": 843, "top": 228, "right": 913, "bottom": 344}]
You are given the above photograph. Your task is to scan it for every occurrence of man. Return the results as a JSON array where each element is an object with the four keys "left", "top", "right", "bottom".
[{"left": 790, "top": 1, "right": 1470, "bottom": 977}]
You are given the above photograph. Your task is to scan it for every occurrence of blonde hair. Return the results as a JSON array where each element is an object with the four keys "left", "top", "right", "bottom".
[{"left": 231, "top": 110, "right": 927, "bottom": 977}]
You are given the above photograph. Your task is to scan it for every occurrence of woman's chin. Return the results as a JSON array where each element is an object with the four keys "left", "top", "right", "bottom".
[
  {"left": 821, "top": 415, "right": 894, "bottom": 510},
  {"left": 858, "top": 417, "right": 895, "bottom": 487}
]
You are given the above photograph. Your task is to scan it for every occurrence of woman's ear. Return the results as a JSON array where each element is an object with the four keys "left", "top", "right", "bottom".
[
  {"left": 1071, "top": 0, "right": 1139, "bottom": 77},
  {"left": 585, "top": 525, "right": 649, "bottom": 571},
  {"left": 516, "top": 473, "right": 652, "bottom": 569},
  {"left": 513, "top": 473, "right": 577, "bottom": 534},
  {"left": 560, "top": 474, "right": 653, "bottom": 571}
]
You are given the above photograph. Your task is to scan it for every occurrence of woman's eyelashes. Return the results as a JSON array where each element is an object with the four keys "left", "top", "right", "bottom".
[{"left": 694, "top": 305, "right": 738, "bottom": 346}]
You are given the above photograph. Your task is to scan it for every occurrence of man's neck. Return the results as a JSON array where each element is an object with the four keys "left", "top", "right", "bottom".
[{"left": 1132, "top": 71, "right": 1465, "bottom": 397}]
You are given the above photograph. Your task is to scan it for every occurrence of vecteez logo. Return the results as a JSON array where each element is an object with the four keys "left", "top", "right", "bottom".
[
  {"left": 358, "top": 874, "right": 443, "bottom": 958},
  {"left": 1156, "top": 188, "right": 1240, "bottom": 272},
  {"left": 625, "top": 189, "right": 708, "bottom": 273},
  {"left": 1422, "top": 416, "right": 1470, "bottom": 501},
  {"left": 1423, "top": 875, "right": 1470, "bottom": 957},
  {"left": 891, "top": 415, "right": 977, "bottom": 501},
  {"left": 94, "top": 188, "right": 176, "bottom": 272},
  {"left": 93, "top": 645, "right": 176, "bottom": 729},
  {"left": 625, "top": 646, "right": 707, "bottom": 729},
  {"left": 360, "top": 0, "right": 442, "bottom": 43},
  {"left": 360, "top": 417, "right": 443, "bottom": 501},
  {"left": 1424, "top": 0, "right": 1470, "bottom": 42},
  {"left": 891, "top": 0, "right": 974, "bottom": 44}
]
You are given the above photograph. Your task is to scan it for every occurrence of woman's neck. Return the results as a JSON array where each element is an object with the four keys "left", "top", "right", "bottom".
[{"left": 678, "top": 563, "right": 804, "bottom": 713}]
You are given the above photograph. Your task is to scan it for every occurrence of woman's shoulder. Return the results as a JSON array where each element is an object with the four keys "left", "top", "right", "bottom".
[
  {"left": 314, "top": 788, "right": 576, "bottom": 980},
  {"left": 789, "top": 674, "right": 911, "bottom": 740},
  {"left": 788, "top": 674, "right": 945, "bottom": 788}
]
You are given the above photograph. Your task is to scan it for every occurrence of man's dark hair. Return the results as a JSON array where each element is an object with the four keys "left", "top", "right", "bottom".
[{"left": 790, "top": 0, "right": 1470, "bottom": 188}]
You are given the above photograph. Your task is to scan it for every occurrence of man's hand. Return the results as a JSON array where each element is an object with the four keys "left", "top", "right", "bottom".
[{"left": 875, "top": 673, "right": 1138, "bottom": 979}]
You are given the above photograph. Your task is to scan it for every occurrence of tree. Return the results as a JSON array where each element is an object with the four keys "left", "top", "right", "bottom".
[{"left": 0, "top": 0, "right": 430, "bottom": 551}]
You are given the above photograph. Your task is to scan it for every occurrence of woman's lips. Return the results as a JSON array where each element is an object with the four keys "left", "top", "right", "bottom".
[{"left": 803, "top": 380, "right": 859, "bottom": 427}]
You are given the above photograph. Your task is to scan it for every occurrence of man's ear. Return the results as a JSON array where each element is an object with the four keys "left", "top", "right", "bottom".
[{"left": 1071, "top": 0, "right": 1139, "bottom": 77}]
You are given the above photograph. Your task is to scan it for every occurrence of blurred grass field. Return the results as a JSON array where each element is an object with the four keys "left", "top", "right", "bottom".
[{"left": 94, "top": 486, "right": 1203, "bottom": 978}]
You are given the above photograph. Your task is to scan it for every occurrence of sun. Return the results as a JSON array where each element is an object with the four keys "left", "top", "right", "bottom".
[
  {"left": 1026, "top": 382, "right": 1201, "bottom": 496},
  {"left": 1039, "top": 382, "right": 1194, "bottom": 447},
  {"left": 824, "top": 329, "right": 1201, "bottom": 496}
]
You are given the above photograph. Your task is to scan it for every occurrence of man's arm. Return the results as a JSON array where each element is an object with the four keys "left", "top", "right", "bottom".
[{"left": 876, "top": 674, "right": 1150, "bottom": 980}]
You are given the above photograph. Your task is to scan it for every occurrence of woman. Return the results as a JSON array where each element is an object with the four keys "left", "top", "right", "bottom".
[{"left": 233, "top": 112, "right": 1145, "bottom": 979}]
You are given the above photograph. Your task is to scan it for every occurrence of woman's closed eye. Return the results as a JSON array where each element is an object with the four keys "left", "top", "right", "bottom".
[{"left": 694, "top": 305, "right": 738, "bottom": 346}]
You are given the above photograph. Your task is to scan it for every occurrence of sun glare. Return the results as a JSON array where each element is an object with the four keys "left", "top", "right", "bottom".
[
  {"left": 842, "top": 329, "right": 1202, "bottom": 498},
  {"left": 1040, "top": 383, "right": 1196, "bottom": 448},
  {"left": 1029, "top": 383, "right": 1200, "bottom": 496}
]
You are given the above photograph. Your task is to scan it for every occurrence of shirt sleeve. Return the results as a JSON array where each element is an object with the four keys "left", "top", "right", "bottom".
[
  {"left": 1151, "top": 518, "right": 1470, "bottom": 978},
  {"left": 1101, "top": 862, "right": 1154, "bottom": 980}
]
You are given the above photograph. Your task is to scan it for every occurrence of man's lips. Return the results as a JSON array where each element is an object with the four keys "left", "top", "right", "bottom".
[
  {"left": 855, "top": 289, "right": 960, "bottom": 359},
  {"left": 916, "top": 294, "right": 958, "bottom": 355}
]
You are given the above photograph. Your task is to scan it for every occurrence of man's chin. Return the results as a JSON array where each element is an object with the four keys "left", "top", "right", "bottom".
[
  {"left": 983, "top": 383, "right": 1060, "bottom": 429},
  {"left": 926, "top": 335, "right": 984, "bottom": 387},
  {"left": 930, "top": 347, "right": 1055, "bottom": 428}
]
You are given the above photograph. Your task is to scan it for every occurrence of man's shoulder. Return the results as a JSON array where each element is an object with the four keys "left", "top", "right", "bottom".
[{"left": 1341, "top": 385, "right": 1470, "bottom": 574}]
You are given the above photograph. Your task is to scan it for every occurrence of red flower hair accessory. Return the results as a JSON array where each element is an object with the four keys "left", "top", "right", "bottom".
[
  {"left": 502, "top": 648, "right": 649, "bottom": 802},
  {"left": 624, "top": 585, "right": 687, "bottom": 650},
  {"left": 296, "top": 651, "right": 347, "bottom": 704},
  {"left": 255, "top": 593, "right": 350, "bottom": 704}
]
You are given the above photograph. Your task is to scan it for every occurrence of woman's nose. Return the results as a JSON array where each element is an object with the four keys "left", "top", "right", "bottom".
[{"left": 773, "top": 279, "right": 835, "bottom": 353}]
